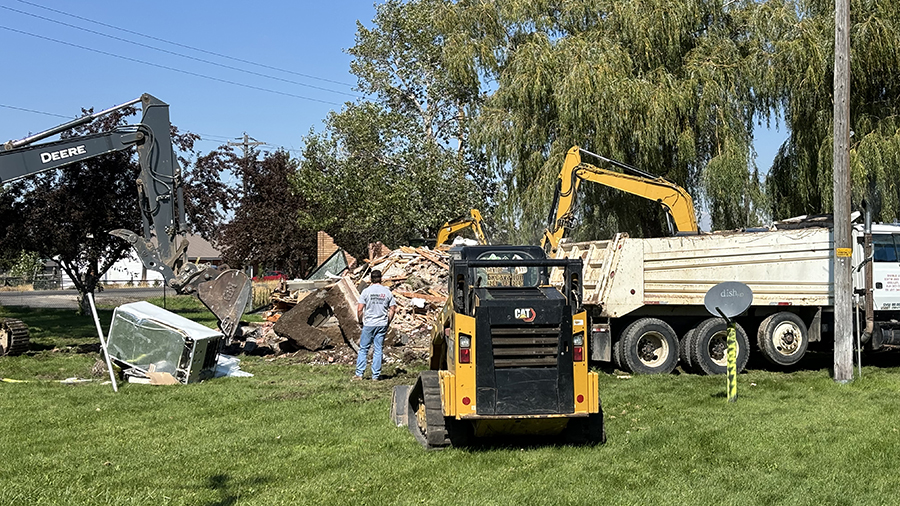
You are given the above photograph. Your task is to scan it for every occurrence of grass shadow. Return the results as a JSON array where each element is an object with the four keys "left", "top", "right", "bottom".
[
  {"left": 204, "top": 473, "right": 271, "bottom": 506},
  {"left": 456, "top": 434, "right": 604, "bottom": 452}
]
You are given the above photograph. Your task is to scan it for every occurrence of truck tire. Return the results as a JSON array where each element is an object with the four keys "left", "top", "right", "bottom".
[
  {"left": 690, "top": 318, "right": 749, "bottom": 375},
  {"left": 620, "top": 318, "right": 679, "bottom": 374},
  {"left": 0, "top": 318, "right": 30, "bottom": 356},
  {"left": 757, "top": 312, "right": 808, "bottom": 367},
  {"left": 679, "top": 328, "right": 697, "bottom": 373},
  {"left": 612, "top": 338, "right": 626, "bottom": 371}
]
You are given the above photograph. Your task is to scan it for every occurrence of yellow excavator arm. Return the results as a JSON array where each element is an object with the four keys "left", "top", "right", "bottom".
[
  {"left": 541, "top": 146, "right": 698, "bottom": 254},
  {"left": 436, "top": 209, "right": 489, "bottom": 247}
]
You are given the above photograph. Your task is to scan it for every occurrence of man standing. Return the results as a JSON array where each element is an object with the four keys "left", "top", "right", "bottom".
[{"left": 354, "top": 269, "right": 397, "bottom": 380}]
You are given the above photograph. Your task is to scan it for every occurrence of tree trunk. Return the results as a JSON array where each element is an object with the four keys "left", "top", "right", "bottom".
[{"left": 78, "top": 290, "right": 93, "bottom": 316}]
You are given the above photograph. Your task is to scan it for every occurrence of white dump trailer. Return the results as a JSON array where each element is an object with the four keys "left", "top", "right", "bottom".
[{"left": 551, "top": 218, "right": 900, "bottom": 374}]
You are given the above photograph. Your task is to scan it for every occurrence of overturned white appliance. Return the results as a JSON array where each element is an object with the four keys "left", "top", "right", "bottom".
[{"left": 106, "top": 301, "right": 223, "bottom": 384}]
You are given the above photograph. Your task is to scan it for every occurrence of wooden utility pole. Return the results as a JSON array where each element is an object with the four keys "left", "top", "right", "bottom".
[
  {"left": 228, "top": 132, "right": 265, "bottom": 159},
  {"left": 833, "top": 0, "right": 853, "bottom": 382},
  {"left": 228, "top": 133, "right": 265, "bottom": 193}
]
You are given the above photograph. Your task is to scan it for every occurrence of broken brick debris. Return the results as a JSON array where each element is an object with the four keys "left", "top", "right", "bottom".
[{"left": 243, "top": 245, "right": 449, "bottom": 366}]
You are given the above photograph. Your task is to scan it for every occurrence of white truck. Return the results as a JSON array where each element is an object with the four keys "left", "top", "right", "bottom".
[{"left": 551, "top": 214, "right": 899, "bottom": 374}]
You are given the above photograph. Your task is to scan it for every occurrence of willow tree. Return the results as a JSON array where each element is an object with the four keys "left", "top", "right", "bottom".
[
  {"left": 765, "top": 0, "right": 900, "bottom": 221},
  {"left": 441, "top": 0, "right": 772, "bottom": 242}
]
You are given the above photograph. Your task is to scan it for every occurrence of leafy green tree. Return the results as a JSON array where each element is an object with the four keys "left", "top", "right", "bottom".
[
  {"left": 763, "top": 0, "right": 900, "bottom": 221},
  {"left": 296, "top": 0, "right": 490, "bottom": 258},
  {"left": 1, "top": 251, "right": 42, "bottom": 285},
  {"left": 440, "top": 0, "right": 773, "bottom": 241}
]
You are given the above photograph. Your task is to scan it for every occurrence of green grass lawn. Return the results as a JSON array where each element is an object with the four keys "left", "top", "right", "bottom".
[{"left": 2, "top": 303, "right": 900, "bottom": 505}]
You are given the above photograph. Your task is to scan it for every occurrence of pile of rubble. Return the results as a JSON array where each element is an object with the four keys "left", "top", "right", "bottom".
[{"left": 236, "top": 246, "right": 450, "bottom": 366}]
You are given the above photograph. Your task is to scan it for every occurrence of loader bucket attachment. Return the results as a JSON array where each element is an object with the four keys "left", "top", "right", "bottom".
[{"left": 197, "top": 269, "right": 251, "bottom": 341}]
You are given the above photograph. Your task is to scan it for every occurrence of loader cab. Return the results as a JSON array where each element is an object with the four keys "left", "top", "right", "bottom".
[
  {"left": 447, "top": 245, "right": 586, "bottom": 417},
  {"left": 460, "top": 245, "right": 545, "bottom": 287}
]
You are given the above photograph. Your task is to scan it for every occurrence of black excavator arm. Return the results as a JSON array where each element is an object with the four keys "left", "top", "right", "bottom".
[{"left": 0, "top": 94, "right": 250, "bottom": 340}]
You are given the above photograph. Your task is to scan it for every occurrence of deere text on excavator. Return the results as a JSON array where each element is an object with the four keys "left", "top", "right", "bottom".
[{"left": 0, "top": 94, "right": 251, "bottom": 355}]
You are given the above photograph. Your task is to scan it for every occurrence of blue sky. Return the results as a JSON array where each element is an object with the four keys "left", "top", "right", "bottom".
[
  {"left": 0, "top": 0, "right": 375, "bottom": 155},
  {"left": 0, "top": 0, "right": 787, "bottom": 176}
]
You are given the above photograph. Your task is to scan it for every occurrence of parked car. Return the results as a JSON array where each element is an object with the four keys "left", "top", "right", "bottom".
[{"left": 252, "top": 270, "right": 285, "bottom": 282}]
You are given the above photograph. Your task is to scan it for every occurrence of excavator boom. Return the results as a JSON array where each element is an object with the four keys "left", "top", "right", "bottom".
[
  {"left": 435, "top": 209, "right": 490, "bottom": 247},
  {"left": 435, "top": 209, "right": 489, "bottom": 248},
  {"left": 542, "top": 146, "right": 698, "bottom": 254},
  {"left": 0, "top": 94, "right": 250, "bottom": 340}
]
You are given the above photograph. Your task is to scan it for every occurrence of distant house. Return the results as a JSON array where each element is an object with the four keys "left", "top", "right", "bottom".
[
  {"left": 184, "top": 234, "right": 223, "bottom": 266},
  {"left": 55, "top": 234, "right": 223, "bottom": 288}
]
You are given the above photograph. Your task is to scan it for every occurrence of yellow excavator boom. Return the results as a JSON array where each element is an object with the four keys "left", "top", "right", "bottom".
[
  {"left": 436, "top": 209, "right": 489, "bottom": 247},
  {"left": 541, "top": 146, "right": 698, "bottom": 254}
]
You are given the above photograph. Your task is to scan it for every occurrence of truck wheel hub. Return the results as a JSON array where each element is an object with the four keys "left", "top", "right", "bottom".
[
  {"left": 709, "top": 334, "right": 728, "bottom": 365},
  {"left": 773, "top": 322, "right": 800, "bottom": 355},
  {"left": 637, "top": 332, "right": 668, "bottom": 366}
]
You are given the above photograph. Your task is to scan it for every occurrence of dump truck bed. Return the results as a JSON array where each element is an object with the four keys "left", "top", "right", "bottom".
[{"left": 551, "top": 227, "right": 834, "bottom": 317}]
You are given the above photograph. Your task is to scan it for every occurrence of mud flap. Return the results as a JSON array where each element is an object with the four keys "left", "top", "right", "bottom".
[{"left": 391, "top": 385, "right": 411, "bottom": 427}]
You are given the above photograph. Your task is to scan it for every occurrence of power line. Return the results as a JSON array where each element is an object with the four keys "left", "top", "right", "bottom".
[
  {"left": 0, "top": 25, "right": 345, "bottom": 106},
  {"left": 0, "top": 103, "right": 71, "bottom": 119},
  {"left": 1, "top": 104, "right": 305, "bottom": 154},
  {"left": 15, "top": 0, "right": 357, "bottom": 88},
  {"left": 1, "top": 5, "right": 361, "bottom": 99},
  {"left": 195, "top": 133, "right": 235, "bottom": 142}
]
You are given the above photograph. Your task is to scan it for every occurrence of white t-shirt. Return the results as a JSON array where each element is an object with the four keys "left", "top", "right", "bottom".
[{"left": 358, "top": 283, "right": 396, "bottom": 326}]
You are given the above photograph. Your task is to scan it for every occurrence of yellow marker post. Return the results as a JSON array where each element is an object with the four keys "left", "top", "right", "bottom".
[
  {"left": 725, "top": 324, "right": 737, "bottom": 402},
  {"left": 705, "top": 281, "right": 753, "bottom": 404}
]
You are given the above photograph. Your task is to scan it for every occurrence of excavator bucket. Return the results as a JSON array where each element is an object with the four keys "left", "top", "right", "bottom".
[{"left": 197, "top": 269, "right": 252, "bottom": 341}]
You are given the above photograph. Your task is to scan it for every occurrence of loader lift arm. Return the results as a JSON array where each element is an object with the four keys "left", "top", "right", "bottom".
[
  {"left": 541, "top": 146, "right": 698, "bottom": 254},
  {"left": 0, "top": 94, "right": 250, "bottom": 340},
  {"left": 435, "top": 208, "right": 489, "bottom": 248}
]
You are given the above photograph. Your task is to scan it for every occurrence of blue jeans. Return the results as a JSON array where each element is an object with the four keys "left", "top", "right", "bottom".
[{"left": 356, "top": 325, "right": 388, "bottom": 379}]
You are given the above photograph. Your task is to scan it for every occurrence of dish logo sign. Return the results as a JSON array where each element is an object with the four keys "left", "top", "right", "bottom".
[{"left": 515, "top": 308, "right": 536, "bottom": 322}]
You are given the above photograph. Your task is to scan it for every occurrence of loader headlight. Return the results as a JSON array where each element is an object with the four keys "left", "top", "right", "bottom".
[
  {"left": 458, "top": 334, "right": 472, "bottom": 364},
  {"left": 573, "top": 332, "right": 584, "bottom": 346}
]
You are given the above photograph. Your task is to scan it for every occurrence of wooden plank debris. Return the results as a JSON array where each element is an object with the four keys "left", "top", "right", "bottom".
[{"left": 258, "top": 245, "right": 451, "bottom": 365}]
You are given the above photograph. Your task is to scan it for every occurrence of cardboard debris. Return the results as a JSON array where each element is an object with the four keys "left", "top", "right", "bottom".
[{"left": 148, "top": 371, "right": 179, "bottom": 385}]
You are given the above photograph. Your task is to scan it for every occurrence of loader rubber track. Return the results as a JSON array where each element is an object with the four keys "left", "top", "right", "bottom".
[
  {"left": 408, "top": 371, "right": 450, "bottom": 449},
  {"left": 1, "top": 318, "right": 30, "bottom": 356}
]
